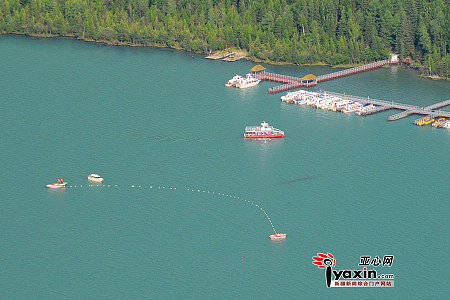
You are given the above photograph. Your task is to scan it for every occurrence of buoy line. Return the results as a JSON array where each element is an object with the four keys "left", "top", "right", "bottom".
[{"left": 65, "top": 183, "right": 278, "bottom": 234}]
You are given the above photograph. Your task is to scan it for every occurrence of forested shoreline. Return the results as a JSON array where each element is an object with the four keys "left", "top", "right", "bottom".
[{"left": 1, "top": 0, "right": 448, "bottom": 78}]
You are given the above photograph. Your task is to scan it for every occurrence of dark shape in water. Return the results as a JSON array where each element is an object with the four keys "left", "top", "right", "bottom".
[
  {"left": 132, "top": 134, "right": 210, "bottom": 142},
  {"left": 281, "top": 176, "right": 317, "bottom": 184}
]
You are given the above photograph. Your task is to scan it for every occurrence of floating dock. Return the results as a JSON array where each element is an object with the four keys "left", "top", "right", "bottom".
[
  {"left": 324, "top": 91, "right": 450, "bottom": 121},
  {"left": 280, "top": 90, "right": 450, "bottom": 128}
]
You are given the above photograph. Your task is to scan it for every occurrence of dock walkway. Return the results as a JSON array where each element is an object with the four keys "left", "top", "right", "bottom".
[
  {"left": 424, "top": 99, "right": 450, "bottom": 110},
  {"left": 316, "top": 60, "right": 389, "bottom": 83},
  {"left": 323, "top": 91, "right": 450, "bottom": 121},
  {"left": 253, "top": 73, "right": 314, "bottom": 94},
  {"left": 254, "top": 59, "right": 392, "bottom": 93}
]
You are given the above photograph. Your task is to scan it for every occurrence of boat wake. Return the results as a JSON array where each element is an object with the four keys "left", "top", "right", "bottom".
[
  {"left": 147, "top": 135, "right": 211, "bottom": 142},
  {"left": 65, "top": 183, "right": 278, "bottom": 234}
]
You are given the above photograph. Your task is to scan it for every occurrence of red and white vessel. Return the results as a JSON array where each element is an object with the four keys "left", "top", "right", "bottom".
[
  {"left": 244, "top": 121, "right": 285, "bottom": 138},
  {"left": 46, "top": 178, "right": 67, "bottom": 189},
  {"left": 269, "top": 232, "right": 287, "bottom": 240}
]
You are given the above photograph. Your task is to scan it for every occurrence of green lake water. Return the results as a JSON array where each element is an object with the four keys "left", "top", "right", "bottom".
[{"left": 1, "top": 35, "right": 449, "bottom": 299}]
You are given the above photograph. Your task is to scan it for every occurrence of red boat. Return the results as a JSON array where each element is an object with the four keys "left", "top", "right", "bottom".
[
  {"left": 244, "top": 122, "right": 285, "bottom": 138},
  {"left": 46, "top": 178, "right": 67, "bottom": 189},
  {"left": 269, "top": 233, "right": 287, "bottom": 240}
]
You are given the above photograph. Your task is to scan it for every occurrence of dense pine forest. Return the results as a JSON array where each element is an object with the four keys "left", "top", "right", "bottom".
[{"left": 0, "top": 0, "right": 448, "bottom": 77}]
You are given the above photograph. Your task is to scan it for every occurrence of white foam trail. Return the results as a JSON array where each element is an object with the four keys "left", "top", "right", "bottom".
[
  {"left": 184, "top": 186, "right": 277, "bottom": 234},
  {"left": 64, "top": 182, "right": 278, "bottom": 234}
]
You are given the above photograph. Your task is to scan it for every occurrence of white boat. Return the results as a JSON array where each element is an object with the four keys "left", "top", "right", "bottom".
[
  {"left": 306, "top": 94, "right": 321, "bottom": 107},
  {"left": 269, "top": 232, "right": 287, "bottom": 240},
  {"left": 342, "top": 102, "right": 363, "bottom": 113},
  {"left": 282, "top": 90, "right": 308, "bottom": 102},
  {"left": 326, "top": 99, "right": 340, "bottom": 110},
  {"left": 295, "top": 98, "right": 308, "bottom": 105},
  {"left": 305, "top": 96, "right": 318, "bottom": 106},
  {"left": 281, "top": 92, "right": 293, "bottom": 101},
  {"left": 88, "top": 174, "right": 104, "bottom": 182},
  {"left": 355, "top": 104, "right": 377, "bottom": 115},
  {"left": 317, "top": 98, "right": 335, "bottom": 109},
  {"left": 225, "top": 74, "right": 244, "bottom": 87},
  {"left": 236, "top": 74, "right": 261, "bottom": 89},
  {"left": 281, "top": 91, "right": 301, "bottom": 103},
  {"left": 281, "top": 92, "right": 295, "bottom": 103},
  {"left": 331, "top": 100, "right": 353, "bottom": 112},
  {"left": 444, "top": 120, "right": 450, "bottom": 129}
]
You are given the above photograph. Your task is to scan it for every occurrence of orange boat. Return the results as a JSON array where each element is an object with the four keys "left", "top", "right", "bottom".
[
  {"left": 269, "top": 232, "right": 287, "bottom": 240},
  {"left": 46, "top": 178, "right": 67, "bottom": 189}
]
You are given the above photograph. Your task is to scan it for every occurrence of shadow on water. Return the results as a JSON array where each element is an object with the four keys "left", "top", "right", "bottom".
[
  {"left": 134, "top": 135, "right": 288, "bottom": 143},
  {"left": 130, "top": 133, "right": 212, "bottom": 143},
  {"left": 280, "top": 176, "right": 318, "bottom": 184}
]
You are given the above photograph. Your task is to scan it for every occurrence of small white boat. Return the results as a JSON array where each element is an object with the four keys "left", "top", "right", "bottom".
[
  {"left": 342, "top": 102, "right": 363, "bottom": 113},
  {"left": 225, "top": 75, "right": 244, "bottom": 87},
  {"left": 296, "top": 98, "right": 307, "bottom": 105},
  {"left": 355, "top": 104, "right": 376, "bottom": 115},
  {"left": 88, "top": 174, "right": 104, "bottom": 182},
  {"left": 280, "top": 92, "right": 293, "bottom": 102},
  {"left": 281, "top": 90, "right": 308, "bottom": 103},
  {"left": 236, "top": 74, "right": 261, "bottom": 89},
  {"left": 331, "top": 100, "right": 353, "bottom": 112},
  {"left": 444, "top": 120, "right": 450, "bottom": 129},
  {"left": 269, "top": 232, "right": 287, "bottom": 240},
  {"left": 317, "top": 98, "right": 334, "bottom": 109}
]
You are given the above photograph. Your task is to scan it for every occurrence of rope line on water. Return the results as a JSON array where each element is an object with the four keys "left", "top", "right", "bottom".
[{"left": 65, "top": 183, "right": 277, "bottom": 234}]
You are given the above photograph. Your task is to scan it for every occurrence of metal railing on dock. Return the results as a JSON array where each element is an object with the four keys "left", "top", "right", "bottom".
[
  {"left": 255, "top": 59, "right": 390, "bottom": 93},
  {"left": 276, "top": 88, "right": 450, "bottom": 130},
  {"left": 316, "top": 60, "right": 389, "bottom": 83},
  {"left": 358, "top": 106, "right": 391, "bottom": 116},
  {"left": 423, "top": 99, "right": 450, "bottom": 110},
  {"left": 388, "top": 111, "right": 412, "bottom": 121},
  {"left": 300, "top": 90, "right": 450, "bottom": 121}
]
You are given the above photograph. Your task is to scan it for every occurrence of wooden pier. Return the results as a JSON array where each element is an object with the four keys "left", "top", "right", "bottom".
[
  {"left": 424, "top": 99, "right": 450, "bottom": 111},
  {"left": 316, "top": 60, "right": 389, "bottom": 83},
  {"left": 253, "top": 59, "right": 392, "bottom": 93},
  {"left": 324, "top": 91, "right": 450, "bottom": 121},
  {"left": 253, "top": 72, "right": 316, "bottom": 93}
]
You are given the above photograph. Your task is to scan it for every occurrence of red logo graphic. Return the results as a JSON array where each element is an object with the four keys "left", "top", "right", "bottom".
[
  {"left": 312, "top": 253, "right": 335, "bottom": 287},
  {"left": 312, "top": 253, "right": 335, "bottom": 269}
]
